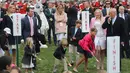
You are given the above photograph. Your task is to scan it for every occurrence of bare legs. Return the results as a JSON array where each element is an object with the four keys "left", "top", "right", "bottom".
[
  {"left": 25, "top": 68, "right": 33, "bottom": 73},
  {"left": 101, "top": 50, "right": 105, "bottom": 70},
  {"left": 5, "top": 50, "right": 10, "bottom": 56},
  {"left": 96, "top": 46, "right": 101, "bottom": 69},
  {"left": 73, "top": 54, "right": 88, "bottom": 72},
  {"left": 95, "top": 46, "right": 105, "bottom": 70},
  {"left": 12, "top": 49, "right": 16, "bottom": 64},
  {"left": 84, "top": 58, "right": 88, "bottom": 72}
]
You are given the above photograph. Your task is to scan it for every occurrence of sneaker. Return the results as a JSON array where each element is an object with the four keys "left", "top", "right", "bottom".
[
  {"left": 73, "top": 68, "right": 78, "bottom": 72},
  {"left": 40, "top": 44, "right": 48, "bottom": 48},
  {"left": 31, "top": 71, "right": 34, "bottom": 73}
]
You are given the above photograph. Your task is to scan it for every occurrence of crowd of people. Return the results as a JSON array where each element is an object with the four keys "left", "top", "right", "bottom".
[{"left": 0, "top": 0, "right": 130, "bottom": 73}]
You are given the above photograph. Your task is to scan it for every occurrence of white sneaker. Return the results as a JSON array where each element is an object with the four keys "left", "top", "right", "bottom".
[
  {"left": 40, "top": 44, "right": 48, "bottom": 48},
  {"left": 31, "top": 71, "right": 34, "bottom": 73},
  {"left": 73, "top": 68, "right": 78, "bottom": 72}
]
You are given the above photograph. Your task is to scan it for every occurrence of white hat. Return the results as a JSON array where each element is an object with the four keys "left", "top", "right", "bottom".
[{"left": 4, "top": 28, "right": 11, "bottom": 34}]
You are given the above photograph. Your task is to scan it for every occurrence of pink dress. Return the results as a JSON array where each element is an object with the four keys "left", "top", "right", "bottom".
[{"left": 90, "top": 18, "right": 106, "bottom": 50}]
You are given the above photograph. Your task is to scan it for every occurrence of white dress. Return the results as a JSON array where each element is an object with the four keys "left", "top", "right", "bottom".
[
  {"left": 22, "top": 57, "right": 34, "bottom": 68},
  {"left": 94, "top": 20, "right": 106, "bottom": 50}
]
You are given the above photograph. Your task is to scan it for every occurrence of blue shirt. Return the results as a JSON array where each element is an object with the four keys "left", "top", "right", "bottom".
[{"left": 73, "top": 27, "right": 78, "bottom": 36}]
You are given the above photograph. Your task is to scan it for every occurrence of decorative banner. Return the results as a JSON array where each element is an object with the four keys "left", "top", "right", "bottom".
[
  {"left": 82, "top": 11, "right": 90, "bottom": 33},
  {"left": 13, "top": 13, "right": 22, "bottom": 36},
  {"left": 107, "top": 36, "right": 120, "bottom": 73}
]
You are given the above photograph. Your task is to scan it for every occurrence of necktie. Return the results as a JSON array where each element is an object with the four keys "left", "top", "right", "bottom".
[
  {"left": 111, "top": 18, "right": 113, "bottom": 34},
  {"left": 30, "top": 17, "right": 34, "bottom": 36}
]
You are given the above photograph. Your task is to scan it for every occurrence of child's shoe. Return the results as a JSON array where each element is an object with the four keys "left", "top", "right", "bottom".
[
  {"left": 31, "top": 71, "right": 34, "bottom": 73},
  {"left": 73, "top": 68, "right": 78, "bottom": 72}
]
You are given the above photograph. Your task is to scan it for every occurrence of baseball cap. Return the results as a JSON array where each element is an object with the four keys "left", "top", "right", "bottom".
[{"left": 4, "top": 28, "right": 11, "bottom": 34}]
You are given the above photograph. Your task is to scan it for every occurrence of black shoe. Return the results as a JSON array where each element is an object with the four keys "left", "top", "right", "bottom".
[
  {"left": 33, "top": 67, "right": 37, "bottom": 70},
  {"left": 71, "top": 62, "right": 74, "bottom": 66}
]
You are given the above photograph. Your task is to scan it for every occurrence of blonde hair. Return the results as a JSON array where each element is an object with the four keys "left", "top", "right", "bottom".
[
  {"left": 119, "top": 6, "right": 125, "bottom": 12},
  {"left": 56, "top": 4, "right": 64, "bottom": 15},
  {"left": 26, "top": 37, "right": 34, "bottom": 48},
  {"left": 60, "top": 38, "right": 68, "bottom": 46},
  {"left": 94, "top": 9, "right": 105, "bottom": 24}
]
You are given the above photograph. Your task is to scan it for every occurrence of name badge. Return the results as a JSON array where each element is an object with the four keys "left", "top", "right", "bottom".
[{"left": 60, "top": 23, "right": 63, "bottom": 26}]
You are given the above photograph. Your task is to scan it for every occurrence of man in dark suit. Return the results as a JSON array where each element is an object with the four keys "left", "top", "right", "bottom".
[
  {"left": 66, "top": 1, "right": 78, "bottom": 27},
  {"left": 44, "top": 2, "right": 57, "bottom": 45},
  {"left": 0, "top": 4, "right": 6, "bottom": 34},
  {"left": 118, "top": 6, "right": 130, "bottom": 59},
  {"left": 102, "top": 1, "right": 111, "bottom": 17},
  {"left": 21, "top": 7, "right": 38, "bottom": 41},
  {"left": 102, "top": 8, "right": 125, "bottom": 71},
  {"left": 69, "top": 20, "right": 82, "bottom": 65},
  {"left": 65, "top": 1, "right": 78, "bottom": 43}
]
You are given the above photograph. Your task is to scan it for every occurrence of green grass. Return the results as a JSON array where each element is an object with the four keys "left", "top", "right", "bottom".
[{"left": 19, "top": 43, "right": 130, "bottom": 73}]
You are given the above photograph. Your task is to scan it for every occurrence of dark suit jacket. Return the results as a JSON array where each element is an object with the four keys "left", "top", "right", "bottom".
[
  {"left": 53, "top": 45, "right": 66, "bottom": 60},
  {"left": 102, "top": 16, "right": 125, "bottom": 42},
  {"left": 2, "top": 14, "right": 16, "bottom": 45},
  {"left": 102, "top": 8, "right": 107, "bottom": 16},
  {"left": 21, "top": 15, "right": 38, "bottom": 40},
  {"left": 69, "top": 27, "right": 82, "bottom": 46},
  {"left": 117, "top": 13, "right": 130, "bottom": 37},
  {"left": 44, "top": 8, "right": 55, "bottom": 24},
  {"left": 0, "top": 8, "right": 6, "bottom": 33},
  {"left": 66, "top": 5, "right": 78, "bottom": 27},
  {"left": 0, "top": 31, "right": 8, "bottom": 50},
  {"left": 0, "top": 8, "right": 6, "bottom": 18},
  {"left": 34, "top": 12, "right": 41, "bottom": 29}
]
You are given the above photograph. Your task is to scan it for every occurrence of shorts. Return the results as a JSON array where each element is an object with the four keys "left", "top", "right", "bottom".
[{"left": 77, "top": 45, "right": 92, "bottom": 58}]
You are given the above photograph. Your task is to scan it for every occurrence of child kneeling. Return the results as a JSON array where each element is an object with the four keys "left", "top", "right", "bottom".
[{"left": 53, "top": 38, "right": 71, "bottom": 73}]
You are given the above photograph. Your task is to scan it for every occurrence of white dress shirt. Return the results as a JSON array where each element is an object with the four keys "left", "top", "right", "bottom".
[
  {"left": 106, "top": 8, "right": 110, "bottom": 15},
  {"left": 112, "top": 16, "right": 117, "bottom": 25},
  {"left": 119, "top": 13, "right": 125, "bottom": 20}
]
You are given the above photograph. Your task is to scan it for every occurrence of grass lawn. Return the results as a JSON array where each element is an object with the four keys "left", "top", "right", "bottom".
[{"left": 19, "top": 43, "right": 130, "bottom": 73}]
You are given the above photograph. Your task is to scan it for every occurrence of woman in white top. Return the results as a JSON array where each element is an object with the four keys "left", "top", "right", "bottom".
[{"left": 90, "top": 9, "right": 106, "bottom": 70}]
